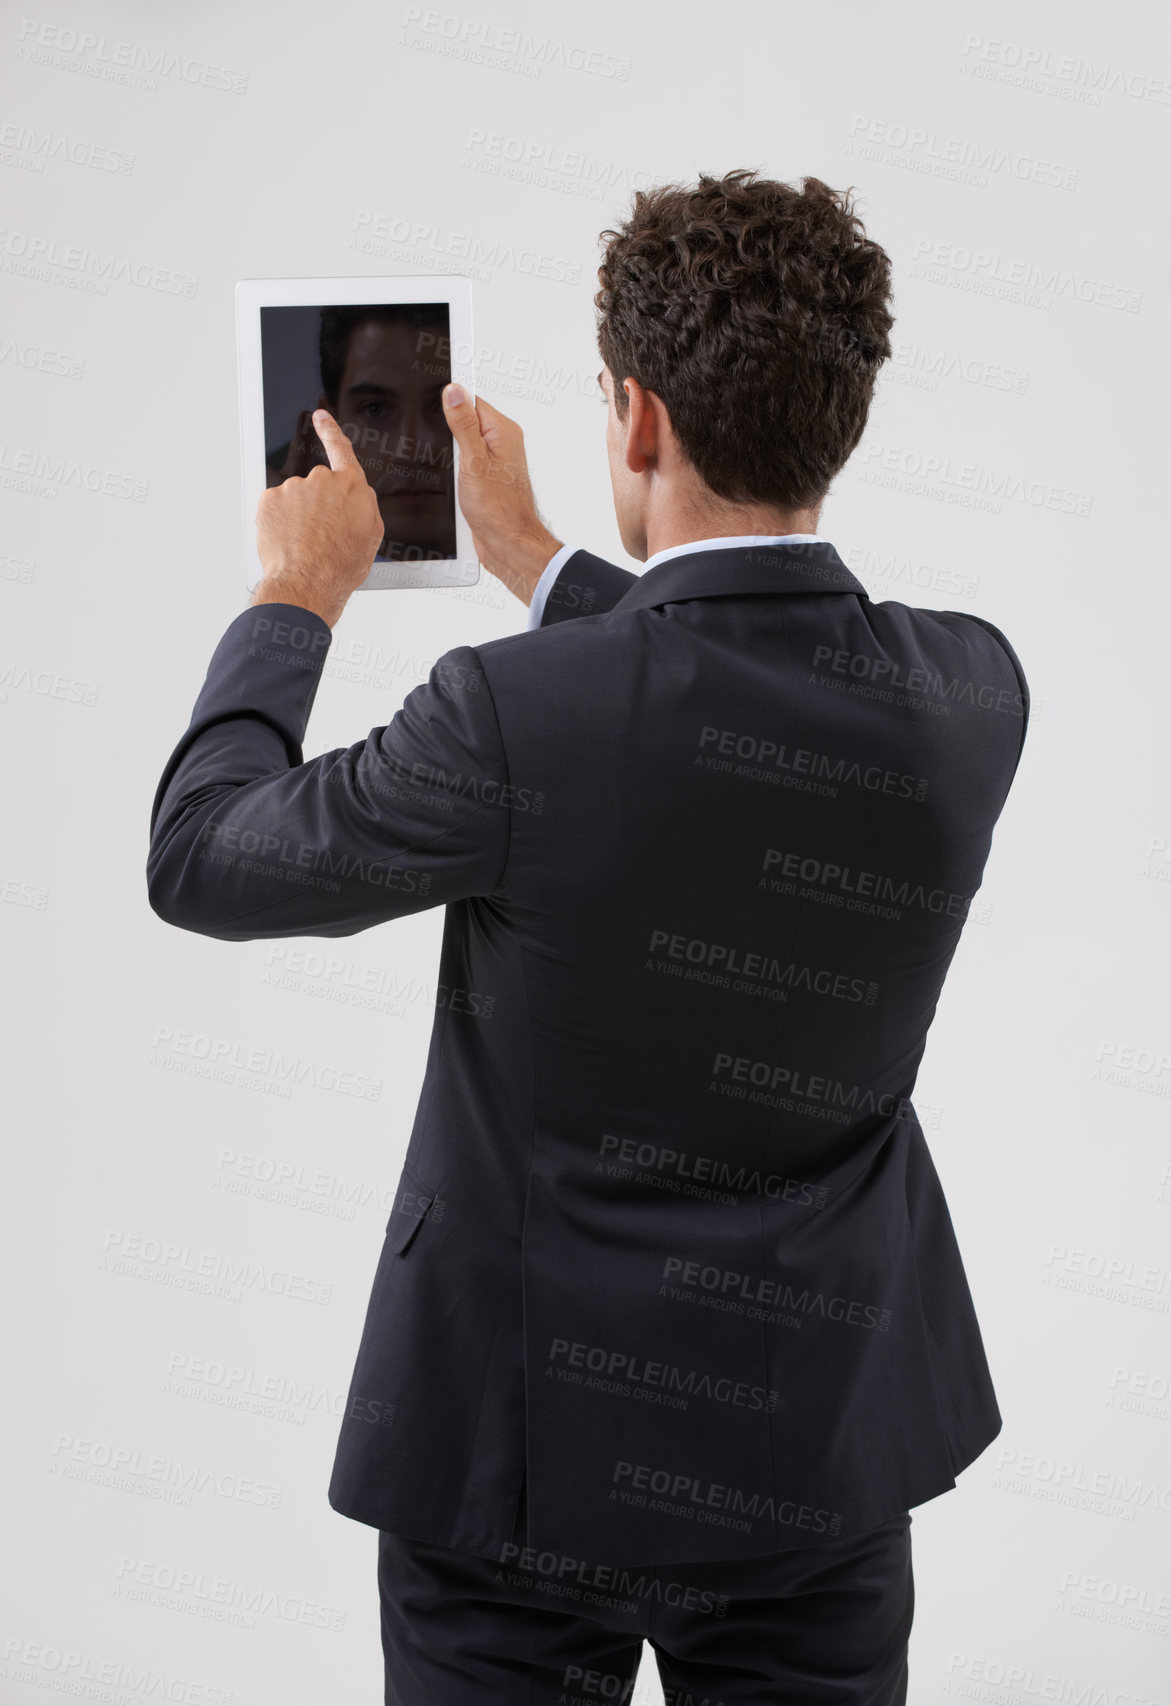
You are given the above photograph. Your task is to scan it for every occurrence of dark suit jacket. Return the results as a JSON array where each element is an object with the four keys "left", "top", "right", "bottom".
[{"left": 147, "top": 539, "right": 1028, "bottom": 1566}]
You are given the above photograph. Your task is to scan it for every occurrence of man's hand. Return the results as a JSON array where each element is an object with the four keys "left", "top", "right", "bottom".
[
  {"left": 252, "top": 409, "right": 385, "bottom": 628},
  {"left": 441, "top": 386, "right": 563, "bottom": 605}
]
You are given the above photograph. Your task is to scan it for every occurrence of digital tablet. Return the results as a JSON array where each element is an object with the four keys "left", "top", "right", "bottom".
[{"left": 235, "top": 274, "right": 477, "bottom": 592}]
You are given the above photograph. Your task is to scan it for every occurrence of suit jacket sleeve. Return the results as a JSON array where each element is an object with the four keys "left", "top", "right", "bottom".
[
  {"left": 945, "top": 610, "right": 1031, "bottom": 784},
  {"left": 146, "top": 602, "right": 513, "bottom": 941},
  {"left": 538, "top": 548, "right": 638, "bottom": 626}
]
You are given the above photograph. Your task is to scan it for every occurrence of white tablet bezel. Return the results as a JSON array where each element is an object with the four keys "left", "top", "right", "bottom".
[{"left": 235, "top": 274, "right": 477, "bottom": 593}]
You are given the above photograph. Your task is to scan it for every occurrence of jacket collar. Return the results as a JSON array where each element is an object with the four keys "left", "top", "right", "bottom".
[{"left": 609, "top": 538, "right": 867, "bottom": 614}]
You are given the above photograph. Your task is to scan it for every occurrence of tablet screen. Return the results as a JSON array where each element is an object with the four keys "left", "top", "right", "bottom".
[{"left": 260, "top": 301, "right": 456, "bottom": 564}]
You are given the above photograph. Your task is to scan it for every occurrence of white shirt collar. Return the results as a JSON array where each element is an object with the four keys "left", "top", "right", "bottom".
[{"left": 641, "top": 533, "right": 826, "bottom": 573}]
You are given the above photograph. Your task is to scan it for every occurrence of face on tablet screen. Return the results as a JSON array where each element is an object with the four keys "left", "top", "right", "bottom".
[{"left": 260, "top": 302, "right": 456, "bottom": 563}]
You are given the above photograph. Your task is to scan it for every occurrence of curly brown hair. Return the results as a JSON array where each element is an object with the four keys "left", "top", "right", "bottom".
[{"left": 594, "top": 169, "right": 894, "bottom": 510}]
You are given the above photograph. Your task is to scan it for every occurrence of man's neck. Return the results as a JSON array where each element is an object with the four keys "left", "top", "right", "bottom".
[{"left": 642, "top": 507, "right": 821, "bottom": 561}]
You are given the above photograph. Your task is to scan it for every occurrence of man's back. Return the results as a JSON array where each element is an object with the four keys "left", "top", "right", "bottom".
[{"left": 323, "top": 537, "right": 1029, "bottom": 1565}]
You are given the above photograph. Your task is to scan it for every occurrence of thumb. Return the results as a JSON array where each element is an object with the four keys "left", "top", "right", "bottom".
[{"left": 442, "top": 383, "right": 485, "bottom": 460}]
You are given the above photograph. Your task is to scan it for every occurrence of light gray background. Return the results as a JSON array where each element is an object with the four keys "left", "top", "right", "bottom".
[{"left": 2, "top": 1, "right": 1168, "bottom": 1700}]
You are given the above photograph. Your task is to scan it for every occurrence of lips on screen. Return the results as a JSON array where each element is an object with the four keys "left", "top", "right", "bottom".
[{"left": 260, "top": 302, "right": 457, "bottom": 564}]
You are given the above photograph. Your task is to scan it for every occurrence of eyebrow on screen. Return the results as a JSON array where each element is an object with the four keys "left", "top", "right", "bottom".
[{"left": 344, "top": 381, "right": 446, "bottom": 399}]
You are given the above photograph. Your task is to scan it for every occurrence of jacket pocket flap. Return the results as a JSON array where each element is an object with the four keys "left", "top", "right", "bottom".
[{"left": 386, "top": 1164, "right": 437, "bottom": 1255}]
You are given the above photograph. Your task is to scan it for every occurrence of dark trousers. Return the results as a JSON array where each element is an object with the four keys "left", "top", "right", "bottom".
[{"left": 377, "top": 1510, "right": 914, "bottom": 1704}]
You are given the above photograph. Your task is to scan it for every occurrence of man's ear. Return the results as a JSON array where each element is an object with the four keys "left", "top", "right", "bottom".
[{"left": 622, "top": 378, "right": 658, "bottom": 475}]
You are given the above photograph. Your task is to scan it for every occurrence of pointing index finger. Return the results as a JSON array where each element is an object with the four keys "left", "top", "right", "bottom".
[{"left": 312, "top": 408, "right": 363, "bottom": 474}]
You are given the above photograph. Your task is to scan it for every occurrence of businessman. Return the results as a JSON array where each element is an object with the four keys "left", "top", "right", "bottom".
[{"left": 147, "top": 170, "right": 1029, "bottom": 1704}]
